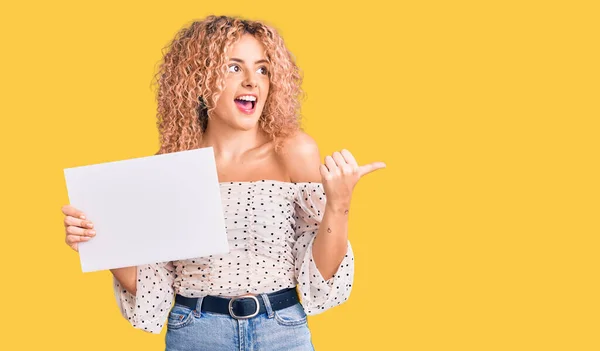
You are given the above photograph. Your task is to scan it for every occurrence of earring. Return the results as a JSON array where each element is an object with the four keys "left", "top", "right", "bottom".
[
  {"left": 198, "top": 96, "right": 207, "bottom": 109},
  {"left": 198, "top": 96, "right": 209, "bottom": 132}
]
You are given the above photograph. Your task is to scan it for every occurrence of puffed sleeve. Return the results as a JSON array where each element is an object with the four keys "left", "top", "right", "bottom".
[
  {"left": 112, "top": 261, "right": 175, "bottom": 334},
  {"left": 292, "top": 182, "right": 355, "bottom": 315}
]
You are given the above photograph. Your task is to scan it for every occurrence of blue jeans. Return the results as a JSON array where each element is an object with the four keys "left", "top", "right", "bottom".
[{"left": 165, "top": 294, "right": 315, "bottom": 351}]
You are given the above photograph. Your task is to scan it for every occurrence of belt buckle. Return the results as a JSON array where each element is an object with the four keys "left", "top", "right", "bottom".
[{"left": 228, "top": 295, "right": 260, "bottom": 319}]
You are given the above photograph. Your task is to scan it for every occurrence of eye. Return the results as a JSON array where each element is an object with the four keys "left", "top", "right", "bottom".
[
  {"left": 257, "top": 66, "right": 268, "bottom": 75},
  {"left": 228, "top": 64, "right": 240, "bottom": 73}
]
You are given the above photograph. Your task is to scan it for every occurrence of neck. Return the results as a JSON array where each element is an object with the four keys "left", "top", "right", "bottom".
[{"left": 200, "top": 119, "right": 268, "bottom": 162}]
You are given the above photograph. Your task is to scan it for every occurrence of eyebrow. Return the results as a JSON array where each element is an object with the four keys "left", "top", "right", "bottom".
[{"left": 230, "top": 58, "right": 269, "bottom": 65}]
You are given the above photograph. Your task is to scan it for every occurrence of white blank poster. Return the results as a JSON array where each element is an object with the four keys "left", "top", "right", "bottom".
[{"left": 63, "top": 147, "right": 229, "bottom": 273}]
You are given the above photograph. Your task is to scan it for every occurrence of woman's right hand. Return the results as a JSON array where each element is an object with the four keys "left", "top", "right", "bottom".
[{"left": 62, "top": 205, "right": 96, "bottom": 252}]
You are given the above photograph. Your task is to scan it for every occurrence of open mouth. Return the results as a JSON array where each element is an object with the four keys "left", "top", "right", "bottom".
[{"left": 234, "top": 95, "right": 257, "bottom": 114}]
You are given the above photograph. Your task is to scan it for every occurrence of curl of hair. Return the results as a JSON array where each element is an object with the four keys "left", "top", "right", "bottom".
[{"left": 152, "top": 15, "right": 303, "bottom": 155}]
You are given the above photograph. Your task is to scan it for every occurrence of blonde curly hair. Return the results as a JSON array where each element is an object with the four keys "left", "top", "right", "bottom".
[{"left": 152, "top": 15, "right": 304, "bottom": 154}]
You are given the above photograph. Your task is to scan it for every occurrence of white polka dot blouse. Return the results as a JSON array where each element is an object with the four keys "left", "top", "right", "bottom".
[{"left": 112, "top": 180, "right": 354, "bottom": 333}]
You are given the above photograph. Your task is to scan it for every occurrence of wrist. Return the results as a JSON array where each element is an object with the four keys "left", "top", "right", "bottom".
[{"left": 326, "top": 199, "right": 351, "bottom": 214}]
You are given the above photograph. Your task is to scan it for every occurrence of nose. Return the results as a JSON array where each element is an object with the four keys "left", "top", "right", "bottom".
[{"left": 242, "top": 73, "right": 258, "bottom": 88}]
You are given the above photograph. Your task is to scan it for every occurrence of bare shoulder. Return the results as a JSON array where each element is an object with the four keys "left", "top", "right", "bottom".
[{"left": 279, "top": 130, "right": 322, "bottom": 183}]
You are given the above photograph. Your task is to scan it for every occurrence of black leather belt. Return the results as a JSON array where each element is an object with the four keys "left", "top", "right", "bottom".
[{"left": 174, "top": 287, "right": 299, "bottom": 319}]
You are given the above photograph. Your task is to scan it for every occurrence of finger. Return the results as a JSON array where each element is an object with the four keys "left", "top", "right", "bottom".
[
  {"left": 340, "top": 163, "right": 355, "bottom": 176},
  {"left": 66, "top": 225, "right": 96, "bottom": 237},
  {"left": 68, "top": 242, "right": 79, "bottom": 252},
  {"left": 335, "top": 150, "right": 356, "bottom": 175},
  {"left": 332, "top": 151, "right": 347, "bottom": 167},
  {"left": 340, "top": 149, "right": 359, "bottom": 168},
  {"left": 64, "top": 215, "right": 94, "bottom": 229},
  {"left": 324, "top": 156, "right": 338, "bottom": 173},
  {"left": 358, "top": 162, "right": 387, "bottom": 177},
  {"left": 66, "top": 234, "right": 91, "bottom": 245},
  {"left": 61, "top": 205, "right": 86, "bottom": 220},
  {"left": 319, "top": 164, "right": 331, "bottom": 181}
]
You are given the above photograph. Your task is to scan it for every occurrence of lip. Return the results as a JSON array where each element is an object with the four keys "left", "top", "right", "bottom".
[{"left": 234, "top": 93, "right": 258, "bottom": 115}]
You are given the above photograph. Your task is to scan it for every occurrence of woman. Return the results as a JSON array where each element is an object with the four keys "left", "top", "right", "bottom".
[{"left": 61, "top": 15, "right": 385, "bottom": 350}]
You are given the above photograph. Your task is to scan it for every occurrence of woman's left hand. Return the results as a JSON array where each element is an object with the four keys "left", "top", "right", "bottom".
[{"left": 320, "top": 149, "right": 386, "bottom": 210}]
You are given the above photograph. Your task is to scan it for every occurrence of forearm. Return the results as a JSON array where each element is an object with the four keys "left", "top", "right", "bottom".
[
  {"left": 111, "top": 266, "right": 138, "bottom": 295},
  {"left": 311, "top": 202, "right": 350, "bottom": 280}
]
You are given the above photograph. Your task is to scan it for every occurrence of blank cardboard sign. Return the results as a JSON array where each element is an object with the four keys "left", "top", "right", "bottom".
[{"left": 63, "top": 147, "right": 229, "bottom": 272}]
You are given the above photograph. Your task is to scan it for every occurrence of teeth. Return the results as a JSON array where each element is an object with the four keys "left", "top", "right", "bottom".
[{"left": 236, "top": 95, "right": 256, "bottom": 102}]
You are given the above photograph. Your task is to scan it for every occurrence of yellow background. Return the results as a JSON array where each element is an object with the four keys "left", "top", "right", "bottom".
[{"left": 1, "top": 0, "right": 598, "bottom": 350}]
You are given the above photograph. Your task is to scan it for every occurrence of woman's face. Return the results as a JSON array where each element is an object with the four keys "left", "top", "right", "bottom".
[{"left": 211, "top": 34, "right": 270, "bottom": 131}]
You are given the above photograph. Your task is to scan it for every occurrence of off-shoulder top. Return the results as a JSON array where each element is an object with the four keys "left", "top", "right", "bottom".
[{"left": 112, "top": 180, "right": 354, "bottom": 334}]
